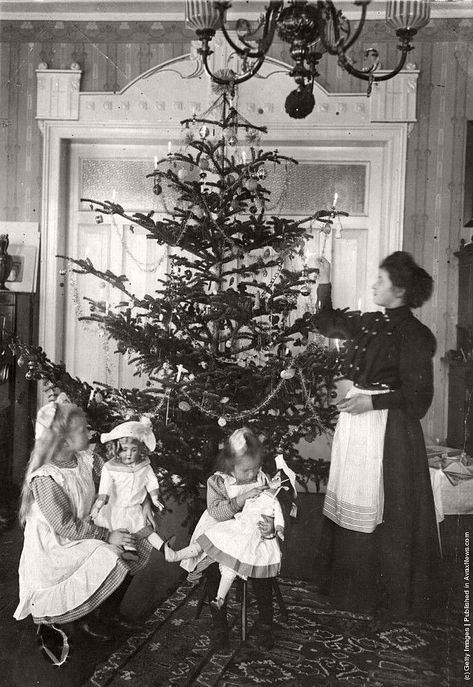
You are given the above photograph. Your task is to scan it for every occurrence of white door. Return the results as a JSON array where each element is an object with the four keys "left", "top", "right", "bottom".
[
  {"left": 267, "top": 144, "right": 385, "bottom": 315},
  {"left": 64, "top": 143, "right": 169, "bottom": 388}
]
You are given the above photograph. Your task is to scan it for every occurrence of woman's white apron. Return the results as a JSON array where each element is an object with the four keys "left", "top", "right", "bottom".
[
  {"left": 14, "top": 451, "right": 124, "bottom": 621},
  {"left": 323, "top": 386, "right": 390, "bottom": 534}
]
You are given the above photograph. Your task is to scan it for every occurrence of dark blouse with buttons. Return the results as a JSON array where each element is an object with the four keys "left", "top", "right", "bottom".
[{"left": 312, "top": 283, "right": 436, "bottom": 420}]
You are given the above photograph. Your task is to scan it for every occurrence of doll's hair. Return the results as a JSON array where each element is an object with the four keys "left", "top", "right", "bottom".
[
  {"left": 18, "top": 403, "right": 86, "bottom": 526},
  {"left": 215, "top": 426, "right": 264, "bottom": 474},
  {"left": 105, "top": 436, "right": 148, "bottom": 464},
  {"left": 379, "top": 251, "right": 433, "bottom": 308}
]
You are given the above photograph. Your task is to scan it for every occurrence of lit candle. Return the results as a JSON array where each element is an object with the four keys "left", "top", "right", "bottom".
[
  {"left": 357, "top": 298, "right": 362, "bottom": 311},
  {"left": 242, "top": 151, "right": 247, "bottom": 164},
  {"left": 168, "top": 141, "right": 172, "bottom": 154},
  {"left": 334, "top": 338, "right": 341, "bottom": 352},
  {"left": 154, "top": 156, "right": 158, "bottom": 169},
  {"left": 332, "top": 192, "right": 338, "bottom": 207}
]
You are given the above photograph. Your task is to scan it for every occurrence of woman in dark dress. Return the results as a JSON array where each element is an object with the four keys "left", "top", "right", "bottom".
[{"left": 312, "top": 251, "right": 441, "bottom": 620}]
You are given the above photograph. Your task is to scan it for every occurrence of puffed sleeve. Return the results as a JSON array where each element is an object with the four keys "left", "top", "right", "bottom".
[
  {"left": 146, "top": 465, "right": 160, "bottom": 498},
  {"left": 310, "top": 283, "right": 363, "bottom": 340},
  {"left": 96, "top": 463, "right": 112, "bottom": 503},
  {"left": 206, "top": 474, "right": 242, "bottom": 522},
  {"left": 371, "top": 322, "right": 436, "bottom": 419}
]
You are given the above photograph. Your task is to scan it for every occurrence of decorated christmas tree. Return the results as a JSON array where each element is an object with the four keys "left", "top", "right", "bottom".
[{"left": 14, "top": 89, "right": 342, "bottom": 503}]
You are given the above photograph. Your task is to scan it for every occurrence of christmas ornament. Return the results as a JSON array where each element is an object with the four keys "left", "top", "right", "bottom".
[
  {"left": 280, "top": 368, "right": 296, "bottom": 380},
  {"left": 177, "top": 168, "right": 188, "bottom": 181},
  {"left": 218, "top": 417, "right": 227, "bottom": 427},
  {"left": 178, "top": 401, "right": 191, "bottom": 411},
  {"left": 285, "top": 84, "right": 315, "bottom": 119},
  {"left": 199, "top": 125, "right": 210, "bottom": 139},
  {"left": 95, "top": 214, "right": 103, "bottom": 224},
  {"left": 257, "top": 167, "right": 267, "bottom": 180},
  {"left": 153, "top": 181, "right": 162, "bottom": 196},
  {"left": 227, "top": 134, "right": 238, "bottom": 146},
  {"left": 245, "top": 178, "right": 258, "bottom": 192},
  {"left": 199, "top": 157, "right": 210, "bottom": 171}
]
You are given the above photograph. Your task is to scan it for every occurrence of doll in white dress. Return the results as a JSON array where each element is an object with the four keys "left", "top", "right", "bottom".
[
  {"left": 91, "top": 418, "right": 169, "bottom": 560},
  {"left": 164, "top": 438, "right": 297, "bottom": 609}
]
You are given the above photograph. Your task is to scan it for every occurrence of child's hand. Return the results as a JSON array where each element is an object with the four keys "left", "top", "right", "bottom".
[
  {"left": 258, "top": 514, "right": 275, "bottom": 537},
  {"left": 108, "top": 529, "right": 136, "bottom": 548},
  {"left": 238, "top": 485, "right": 268, "bottom": 505}
]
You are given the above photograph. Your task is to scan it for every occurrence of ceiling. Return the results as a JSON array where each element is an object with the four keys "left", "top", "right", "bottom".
[{"left": 0, "top": 0, "right": 471, "bottom": 22}]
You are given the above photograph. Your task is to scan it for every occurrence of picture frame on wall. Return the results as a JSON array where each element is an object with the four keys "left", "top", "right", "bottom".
[{"left": 0, "top": 221, "right": 40, "bottom": 293}]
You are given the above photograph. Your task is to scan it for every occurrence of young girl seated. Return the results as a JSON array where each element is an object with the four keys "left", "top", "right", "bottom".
[
  {"left": 14, "top": 397, "right": 136, "bottom": 664},
  {"left": 163, "top": 428, "right": 296, "bottom": 610},
  {"left": 91, "top": 418, "right": 170, "bottom": 559}
]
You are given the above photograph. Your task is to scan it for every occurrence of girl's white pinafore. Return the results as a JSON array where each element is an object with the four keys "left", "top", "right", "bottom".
[
  {"left": 181, "top": 471, "right": 283, "bottom": 579},
  {"left": 14, "top": 451, "right": 125, "bottom": 622}
]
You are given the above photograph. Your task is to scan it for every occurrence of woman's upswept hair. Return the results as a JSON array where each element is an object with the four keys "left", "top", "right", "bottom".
[
  {"left": 104, "top": 436, "right": 148, "bottom": 463},
  {"left": 380, "top": 251, "right": 433, "bottom": 308},
  {"left": 215, "top": 426, "right": 265, "bottom": 474},
  {"left": 18, "top": 403, "right": 86, "bottom": 526}
]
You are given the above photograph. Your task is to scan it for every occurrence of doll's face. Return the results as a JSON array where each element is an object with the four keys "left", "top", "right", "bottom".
[
  {"left": 118, "top": 437, "right": 141, "bottom": 465},
  {"left": 268, "top": 472, "right": 282, "bottom": 490}
]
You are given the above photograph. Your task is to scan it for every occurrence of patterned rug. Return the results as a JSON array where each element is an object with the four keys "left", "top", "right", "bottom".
[{"left": 85, "top": 579, "right": 462, "bottom": 687}]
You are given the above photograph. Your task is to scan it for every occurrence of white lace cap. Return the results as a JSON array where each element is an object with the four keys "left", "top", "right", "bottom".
[
  {"left": 100, "top": 416, "right": 156, "bottom": 451},
  {"left": 35, "top": 402, "right": 58, "bottom": 439},
  {"left": 229, "top": 428, "right": 247, "bottom": 453}
]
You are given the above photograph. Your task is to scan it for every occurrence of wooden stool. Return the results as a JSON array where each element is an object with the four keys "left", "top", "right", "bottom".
[{"left": 195, "top": 576, "right": 288, "bottom": 641}]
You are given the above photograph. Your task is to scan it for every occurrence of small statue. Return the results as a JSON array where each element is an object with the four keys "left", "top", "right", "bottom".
[{"left": 0, "top": 234, "right": 13, "bottom": 290}]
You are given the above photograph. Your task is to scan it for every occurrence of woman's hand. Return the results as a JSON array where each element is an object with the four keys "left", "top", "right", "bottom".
[
  {"left": 108, "top": 529, "right": 136, "bottom": 548},
  {"left": 314, "top": 257, "right": 331, "bottom": 284},
  {"left": 337, "top": 394, "right": 373, "bottom": 415},
  {"left": 258, "top": 514, "right": 275, "bottom": 537},
  {"left": 236, "top": 485, "right": 268, "bottom": 506}
]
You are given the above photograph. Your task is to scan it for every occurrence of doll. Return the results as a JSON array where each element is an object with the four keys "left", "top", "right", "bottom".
[{"left": 91, "top": 418, "right": 167, "bottom": 559}]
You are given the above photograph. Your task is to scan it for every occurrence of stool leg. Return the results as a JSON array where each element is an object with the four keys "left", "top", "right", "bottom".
[
  {"left": 195, "top": 578, "right": 208, "bottom": 620},
  {"left": 241, "top": 580, "right": 247, "bottom": 641},
  {"left": 272, "top": 578, "right": 289, "bottom": 623}
]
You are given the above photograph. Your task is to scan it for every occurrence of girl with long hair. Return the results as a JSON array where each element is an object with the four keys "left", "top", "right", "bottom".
[{"left": 14, "top": 398, "right": 136, "bottom": 664}]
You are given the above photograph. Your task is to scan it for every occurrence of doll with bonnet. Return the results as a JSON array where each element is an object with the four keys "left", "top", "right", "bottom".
[{"left": 91, "top": 417, "right": 170, "bottom": 560}]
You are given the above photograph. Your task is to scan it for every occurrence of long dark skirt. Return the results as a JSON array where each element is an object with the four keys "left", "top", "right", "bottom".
[{"left": 317, "top": 409, "right": 442, "bottom": 619}]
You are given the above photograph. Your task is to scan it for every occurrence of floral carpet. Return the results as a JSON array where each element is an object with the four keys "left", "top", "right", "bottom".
[{"left": 85, "top": 579, "right": 462, "bottom": 687}]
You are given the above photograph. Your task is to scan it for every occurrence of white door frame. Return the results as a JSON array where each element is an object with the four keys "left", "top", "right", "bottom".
[{"left": 36, "top": 55, "right": 419, "bottom": 382}]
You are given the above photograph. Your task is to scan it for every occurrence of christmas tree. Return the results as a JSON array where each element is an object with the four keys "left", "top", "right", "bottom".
[{"left": 14, "top": 89, "right": 342, "bottom": 503}]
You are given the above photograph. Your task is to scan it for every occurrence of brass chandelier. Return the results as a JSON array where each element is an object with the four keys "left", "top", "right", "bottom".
[{"left": 185, "top": 0, "right": 431, "bottom": 118}]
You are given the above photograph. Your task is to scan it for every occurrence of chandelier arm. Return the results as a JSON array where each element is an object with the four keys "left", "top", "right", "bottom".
[
  {"left": 337, "top": 42, "right": 409, "bottom": 82},
  {"left": 216, "top": 1, "right": 283, "bottom": 60},
  {"left": 341, "top": 0, "right": 370, "bottom": 52},
  {"left": 201, "top": 50, "right": 267, "bottom": 86}
]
